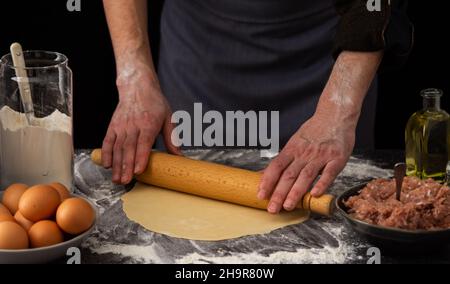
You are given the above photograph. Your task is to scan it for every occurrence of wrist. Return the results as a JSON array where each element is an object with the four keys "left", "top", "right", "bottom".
[
  {"left": 318, "top": 86, "right": 362, "bottom": 115},
  {"left": 116, "top": 60, "right": 158, "bottom": 87},
  {"left": 313, "top": 102, "right": 360, "bottom": 131},
  {"left": 115, "top": 65, "right": 161, "bottom": 102},
  {"left": 115, "top": 41, "right": 156, "bottom": 81}
]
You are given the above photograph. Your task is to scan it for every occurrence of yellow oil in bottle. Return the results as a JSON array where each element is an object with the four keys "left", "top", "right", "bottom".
[{"left": 405, "top": 89, "right": 450, "bottom": 182}]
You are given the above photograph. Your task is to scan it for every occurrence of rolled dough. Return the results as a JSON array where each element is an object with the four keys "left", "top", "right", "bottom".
[{"left": 122, "top": 183, "right": 309, "bottom": 241}]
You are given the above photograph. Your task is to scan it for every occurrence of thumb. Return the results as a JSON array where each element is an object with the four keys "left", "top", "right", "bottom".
[{"left": 162, "top": 111, "right": 182, "bottom": 155}]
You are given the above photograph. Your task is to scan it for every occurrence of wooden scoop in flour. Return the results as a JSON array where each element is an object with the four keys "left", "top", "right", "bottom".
[
  {"left": 10, "top": 43, "right": 35, "bottom": 125},
  {"left": 91, "top": 149, "right": 335, "bottom": 216}
]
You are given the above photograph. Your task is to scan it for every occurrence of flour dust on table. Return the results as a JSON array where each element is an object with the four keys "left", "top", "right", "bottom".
[{"left": 73, "top": 150, "right": 398, "bottom": 264}]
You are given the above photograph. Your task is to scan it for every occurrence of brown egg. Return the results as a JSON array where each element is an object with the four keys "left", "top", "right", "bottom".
[
  {"left": 28, "top": 220, "right": 64, "bottom": 248},
  {"left": 56, "top": 197, "right": 95, "bottom": 235},
  {"left": 0, "top": 221, "right": 29, "bottom": 249},
  {"left": 49, "top": 182, "right": 71, "bottom": 201},
  {"left": 18, "top": 185, "right": 61, "bottom": 222},
  {"left": 0, "top": 204, "right": 12, "bottom": 216},
  {"left": 0, "top": 214, "right": 16, "bottom": 223},
  {"left": 2, "top": 183, "right": 28, "bottom": 214},
  {"left": 14, "top": 211, "right": 34, "bottom": 231}
]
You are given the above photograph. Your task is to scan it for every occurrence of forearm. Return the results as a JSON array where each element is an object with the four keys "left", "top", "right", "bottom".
[
  {"left": 315, "top": 51, "right": 383, "bottom": 129},
  {"left": 259, "top": 51, "right": 383, "bottom": 210},
  {"left": 103, "top": 0, "right": 158, "bottom": 86}
]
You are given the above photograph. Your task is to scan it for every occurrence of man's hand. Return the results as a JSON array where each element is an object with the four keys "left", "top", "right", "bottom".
[
  {"left": 102, "top": 0, "right": 180, "bottom": 184},
  {"left": 258, "top": 51, "right": 383, "bottom": 214},
  {"left": 257, "top": 112, "right": 354, "bottom": 214},
  {"left": 101, "top": 66, "right": 179, "bottom": 184}
]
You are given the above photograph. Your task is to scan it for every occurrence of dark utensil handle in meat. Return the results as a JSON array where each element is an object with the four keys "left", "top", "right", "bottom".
[{"left": 394, "top": 163, "right": 406, "bottom": 201}]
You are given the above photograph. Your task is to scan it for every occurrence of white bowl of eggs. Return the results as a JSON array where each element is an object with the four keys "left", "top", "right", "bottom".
[{"left": 0, "top": 183, "right": 97, "bottom": 264}]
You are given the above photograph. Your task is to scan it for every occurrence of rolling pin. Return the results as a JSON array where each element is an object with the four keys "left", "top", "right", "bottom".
[{"left": 91, "top": 149, "right": 334, "bottom": 216}]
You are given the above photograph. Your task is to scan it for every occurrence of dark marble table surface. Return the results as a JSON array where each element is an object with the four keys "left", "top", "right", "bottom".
[{"left": 69, "top": 149, "right": 450, "bottom": 264}]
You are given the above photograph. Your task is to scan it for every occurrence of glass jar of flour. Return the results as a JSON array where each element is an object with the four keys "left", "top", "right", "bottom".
[{"left": 0, "top": 50, "right": 73, "bottom": 191}]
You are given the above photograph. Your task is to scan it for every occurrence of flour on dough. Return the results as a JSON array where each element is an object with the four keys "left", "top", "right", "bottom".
[{"left": 121, "top": 183, "right": 309, "bottom": 241}]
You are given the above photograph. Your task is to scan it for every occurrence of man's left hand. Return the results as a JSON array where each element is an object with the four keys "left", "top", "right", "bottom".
[{"left": 257, "top": 113, "right": 355, "bottom": 214}]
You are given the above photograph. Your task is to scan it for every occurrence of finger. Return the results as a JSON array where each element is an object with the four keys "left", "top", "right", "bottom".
[
  {"left": 258, "top": 153, "right": 294, "bottom": 200},
  {"left": 283, "top": 162, "right": 324, "bottom": 211},
  {"left": 163, "top": 112, "right": 182, "bottom": 155},
  {"left": 310, "top": 161, "right": 342, "bottom": 197},
  {"left": 112, "top": 132, "right": 126, "bottom": 184},
  {"left": 101, "top": 129, "right": 116, "bottom": 168},
  {"left": 121, "top": 128, "right": 139, "bottom": 184},
  {"left": 267, "top": 160, "right": 307, "bottom": 214},
  {"left": 134, "top": 127, "right": 156, "bottom": 175}
]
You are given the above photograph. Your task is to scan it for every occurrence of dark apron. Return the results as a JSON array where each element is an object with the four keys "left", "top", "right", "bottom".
[{"left": 157, "top": 0, "right": 377, "bottom": 150}]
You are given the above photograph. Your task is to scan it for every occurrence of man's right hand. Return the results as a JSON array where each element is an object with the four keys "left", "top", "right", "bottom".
[{"left": 101, "top": 65, "right": 180, "bottom": 184}]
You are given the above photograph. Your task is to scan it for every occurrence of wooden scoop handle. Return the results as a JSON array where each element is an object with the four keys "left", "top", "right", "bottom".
[{"left": 91, "top": 149, "right": 334, "bottom": 216}]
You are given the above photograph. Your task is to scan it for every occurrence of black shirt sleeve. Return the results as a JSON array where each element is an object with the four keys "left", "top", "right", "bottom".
[{"left": 333, "top": 0, "right": 414, "bottom": 70}]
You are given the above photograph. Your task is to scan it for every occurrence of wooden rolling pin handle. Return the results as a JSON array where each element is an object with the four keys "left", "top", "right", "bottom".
[{"left": 91, "top": 149, "right": 334, "bottom": 216}]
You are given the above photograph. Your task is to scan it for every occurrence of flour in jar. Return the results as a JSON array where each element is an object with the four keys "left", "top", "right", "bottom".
[{"left": 0, "top": 106, "right": 73, "bottom": 190}]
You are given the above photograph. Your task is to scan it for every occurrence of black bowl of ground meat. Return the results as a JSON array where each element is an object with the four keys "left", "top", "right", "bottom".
[{"left": 336, "top": 177, "right": 450, "bottom": 253}]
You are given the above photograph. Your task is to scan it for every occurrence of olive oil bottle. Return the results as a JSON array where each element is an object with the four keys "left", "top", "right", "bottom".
[{"left": 405, "top": 89, "right": 450, "bottom": 181}]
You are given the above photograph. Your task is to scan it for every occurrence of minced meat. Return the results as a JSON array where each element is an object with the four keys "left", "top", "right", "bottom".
[{"left": 344, "top": 176, "right": 450, "bottom": 230}]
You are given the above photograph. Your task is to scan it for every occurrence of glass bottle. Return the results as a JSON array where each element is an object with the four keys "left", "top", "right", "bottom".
[
  {"left": 0, "top": 50, "right": 73, "bottom": 190},
  {"left": 405, "top": 89, "right": 450, "bottom": 181}
]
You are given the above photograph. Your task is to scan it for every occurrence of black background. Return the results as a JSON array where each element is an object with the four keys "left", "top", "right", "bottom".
[{"left": 0, "top": 0, "right": 448, "bottom": 150}]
